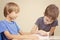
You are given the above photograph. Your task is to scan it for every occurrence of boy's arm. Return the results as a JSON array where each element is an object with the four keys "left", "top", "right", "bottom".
[
  {"left": 4, "top": 31, "right": 21, "bottom": 39},
  {"left": 31, "top": 25, "right": 38, "bottom": 34},
  {"left": 4, "top": 31, "right": 29, "bottom": 39},
  {"left": 4, "top": 31, "right": 37, "bottom": 40},
  {"left": 31, "top": 24, "right": 49, "bottom": 36},
  {"left": 49, "top": 26, "right": 56, "bottom": 36},
  {"left": 18, "top": 30, "right": 24, "bottom": 35},
  {"left": 36, "top": 30, "right": 49, "bottom": 36},
  {"left": 37, "top": 26, "right": 56, "bottom": 36}
]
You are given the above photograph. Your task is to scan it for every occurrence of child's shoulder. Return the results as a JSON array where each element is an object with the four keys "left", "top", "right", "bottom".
[
  {"left": 36, "top": 17, "right": 44, "bottom": 23},
  {"left": 37, "top": 16, "right": 44, "bottom": 21},
  {"left": 0, "top": 20, "right": 5, "bottom": 25},
  {"left": 51, "top": 19, "right": 58, "bottom": 26},
  {"left": 0, "top": 20, "right": 5, "bottom": 23},
  {"left": 53, "top": 19, "right": 58, "bottom": 23}
]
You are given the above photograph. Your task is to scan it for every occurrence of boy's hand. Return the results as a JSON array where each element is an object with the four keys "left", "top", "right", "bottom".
[{"left": 37, "top": 30, "right": 49, "bottom": 36}]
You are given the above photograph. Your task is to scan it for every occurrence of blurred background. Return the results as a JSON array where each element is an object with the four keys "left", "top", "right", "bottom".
[{"left": 0, "top": 0, "right": 60, "bottom": 36}]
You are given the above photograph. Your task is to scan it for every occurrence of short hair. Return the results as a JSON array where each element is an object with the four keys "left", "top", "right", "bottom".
[
  {"left": 4, "top": 2, "right": 19, "bottom": 17},
  {"left": 44, "top": 4, "right": 59, "bottom": 20}
]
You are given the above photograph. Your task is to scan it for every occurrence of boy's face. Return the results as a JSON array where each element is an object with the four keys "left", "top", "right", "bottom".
[
  {"left": 8, "top": 11, "right": 18, "bottom": 20},
  {"left": 44, "top": 16, "right": 54, "bottom": 25}
]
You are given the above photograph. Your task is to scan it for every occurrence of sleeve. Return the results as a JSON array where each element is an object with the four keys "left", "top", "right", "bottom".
[
  {"left": 35, "top": 18, "right": 40, "bottom": 26},
  {"left": 35, "top": 17, "right": 42, "bottom": 27},
  {"left": 51, "top": 20, "right": 58, "bottom": 27},
  {"left": 14, "top": 22, "right": 20, "bottom": 32},
  {"left": 16, "top": 25, "right": 20, "bottom": 32},
  {"left": 0, "top": 22, "right": 7, "bottom": 33}
]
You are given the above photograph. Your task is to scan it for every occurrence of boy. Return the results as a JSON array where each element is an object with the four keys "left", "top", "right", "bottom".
[
  {"left": 31, "top": 4, "right": 59, "bottom": 36},
  {"left": 0, "top": 2, "right": 37, "bottom": 40}
]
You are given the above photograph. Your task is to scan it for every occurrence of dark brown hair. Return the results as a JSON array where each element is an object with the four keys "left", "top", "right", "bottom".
[
  {"left": 44, "top": 4, "right": 59, "bottom": 20},
  {"left": 4, "top": 2, "right": 19, "bottom": 17}
]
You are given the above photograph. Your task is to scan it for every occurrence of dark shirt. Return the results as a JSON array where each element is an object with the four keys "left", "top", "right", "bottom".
[{"left": 35, "top": 17, "right": 58, "bottom": 35}]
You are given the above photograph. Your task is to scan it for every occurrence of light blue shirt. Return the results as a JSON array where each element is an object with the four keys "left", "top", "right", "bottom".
[{"left": 0, "top": 20, "right": 20, "bottom": 40}]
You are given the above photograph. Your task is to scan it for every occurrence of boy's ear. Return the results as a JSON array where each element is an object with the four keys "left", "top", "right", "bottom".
[{"left": 7, "top": 11, "right": 10, "bottom": 15}]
